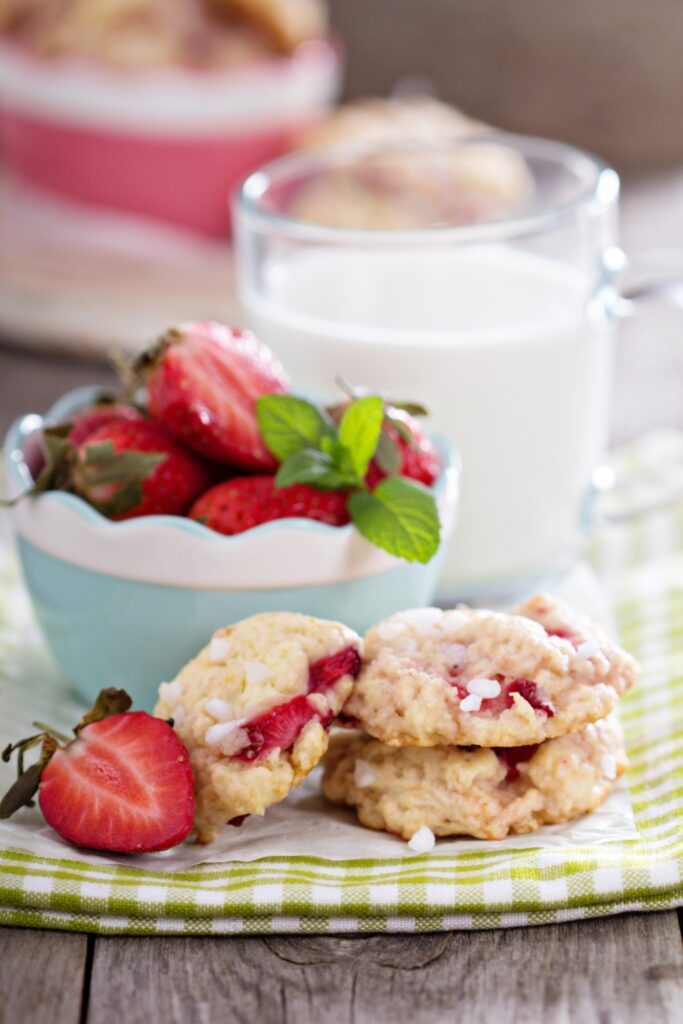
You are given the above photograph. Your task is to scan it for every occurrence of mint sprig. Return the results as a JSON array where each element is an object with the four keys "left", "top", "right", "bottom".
[
  {"left": 256, "top": 394, "right": 441, "bottom": 564},
  {"left": 348, "top": 478, "right": 440, "bottom": 564}
]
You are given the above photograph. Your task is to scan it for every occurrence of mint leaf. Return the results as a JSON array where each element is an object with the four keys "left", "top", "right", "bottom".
[
  {"left": 257, "top": 395, "right": 334, "bottom": 462},
  {"left": 348, "top": 476, "right": 440, "bottom": 563},
  {"left": 374, "top": 430, "right": 402, "bottom": 475},
  {"left": 338, "top": 396, "right": 384, "bottom": 478},
  {"left": 275, "top": 449, "right": 359, "bottom": 491}
]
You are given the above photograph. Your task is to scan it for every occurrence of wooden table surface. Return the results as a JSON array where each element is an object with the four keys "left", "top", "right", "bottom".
[{"left": 1, "top": 172, "right": 683, "bottom": 1022}]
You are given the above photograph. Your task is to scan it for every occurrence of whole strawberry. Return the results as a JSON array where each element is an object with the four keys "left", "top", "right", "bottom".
[
  {"left": 190, "top": 476, "right": 350, "bottom": 534},
  {"left": 365, "top": 407, "right": 440, "bottom": 489},
  {"left": 135, "top": 322, "right": 289, "bottom": 471},
  {"left": 66, "top": 401, "right": 144, "bottom": 446},
  {"left": 0, "top": 689, "right": 195, "bottom": 854},
  {"left": 79, "top": 419, "right": 215, "bottom": 519},
  {"left": 34, "top": 416, "right": 215, "bottom": 520}
]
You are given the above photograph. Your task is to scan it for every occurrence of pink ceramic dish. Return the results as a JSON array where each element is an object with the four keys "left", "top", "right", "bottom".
[{"left": 0, "top": 37, "right": 340, "bottom": 236}]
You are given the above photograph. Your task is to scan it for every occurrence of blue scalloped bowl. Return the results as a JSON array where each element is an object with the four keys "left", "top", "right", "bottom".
[{"left": 4, "top": 387, "right": 460, "bottom": 709}]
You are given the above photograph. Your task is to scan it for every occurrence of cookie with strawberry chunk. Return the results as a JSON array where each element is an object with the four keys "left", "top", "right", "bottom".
[
  {"left": 342, "top": 595, "right": 638, "bottom": 749},
  {"left": 323, "top": 716, "right": 627, "bottom": 841},
  {"left": 155, "top": 613, "right": 362, "bottom": 843}
]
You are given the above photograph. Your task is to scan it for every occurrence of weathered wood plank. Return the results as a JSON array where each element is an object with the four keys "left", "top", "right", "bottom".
[
  {"left": 0, "top": 927, "right": 89, "bottom": 1024},
  {"left": 86, "top": 912, "right": 683, "bottom": 1024}
]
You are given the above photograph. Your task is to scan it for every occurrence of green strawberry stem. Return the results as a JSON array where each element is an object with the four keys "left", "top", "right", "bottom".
[
  {"left": 7, "top": 425, "right": 167, "bottom": 519},
  {"left": 32, "top": 722, "right": 70, "bottom": 745},
  {"left": 0, "top": 689, "right": 133, "bottom": 820}
]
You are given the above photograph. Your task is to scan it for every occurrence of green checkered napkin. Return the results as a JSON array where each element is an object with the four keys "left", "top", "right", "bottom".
[{"left": 0, "top": 435, "right": 682, "bottom": 935}]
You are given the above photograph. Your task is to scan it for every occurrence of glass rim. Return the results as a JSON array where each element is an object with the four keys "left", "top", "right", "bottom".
[{"left": 235, "top": 131, "right": 619, "bottom": 245}]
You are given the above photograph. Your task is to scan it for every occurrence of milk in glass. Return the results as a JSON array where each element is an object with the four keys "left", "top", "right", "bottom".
[{"left": 241, "top": 244, "right": 614, "bottom": 595}]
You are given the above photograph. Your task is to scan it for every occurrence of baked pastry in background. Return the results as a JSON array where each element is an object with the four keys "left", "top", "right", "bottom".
[
  {"left": 154, "top": 612, "right": 361, "bottom": 843},
  {"left": 298, "top": 95, "right": 475, "bottom": 150},
  {"left": 323, "top": 717, "right": 627, "bottom": 841},
  {"left": 211, "top": 0, "right": 327, "bottom": 54},
  {"left": 290, "top": 96, "right": 534, "bottom": 229},
  {"left": 0, "top": 0, "right": 327, "bottom": 65}
]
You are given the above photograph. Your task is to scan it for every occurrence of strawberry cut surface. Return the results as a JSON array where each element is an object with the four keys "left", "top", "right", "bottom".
[
  {"left": 233, "top": 695, "right": 332, "bottom": 763},
  {"left": 38, "top": 712, "right": 195, "bottom": 853},
  {"left": 146, "top": 322, "right": 289, "bottom": 470},
  {"left": 308, "top": 645, "right": 362, "bottom": 693}
]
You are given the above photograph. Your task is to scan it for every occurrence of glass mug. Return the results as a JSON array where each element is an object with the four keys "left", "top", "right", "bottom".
[{"left": 233, "top": 134, "right": 679, "bottom": 600}]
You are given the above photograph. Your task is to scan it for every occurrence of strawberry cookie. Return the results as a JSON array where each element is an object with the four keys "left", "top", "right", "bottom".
[
  {"left": 342, "top": 595, "right": 638, "bottom": 748},
  {"left": 155, "top": 612, "right": 362, "bottom": 842},
  {"left": 323, "top": 717, "right": 627, "bottom": 841}
]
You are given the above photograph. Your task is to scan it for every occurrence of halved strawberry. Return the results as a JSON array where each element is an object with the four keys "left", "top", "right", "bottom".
[
  {"left": 40, "top": 712, "right": 194, "bottom": 853},
  {"left": 189, "top": 476, "right": 350, "bottom": 533},
  {"left": 0, "top": 689, "right": 195, "bottom": 854},
  {"left": 138, "top": 322, "right": 289, "bottom": 470}
]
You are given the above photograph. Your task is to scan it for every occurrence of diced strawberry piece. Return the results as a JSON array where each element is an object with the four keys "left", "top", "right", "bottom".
[
  {"left": 448, "top": 672, "right": 468, "bottom": 701},
  {"left": 38, "top": 712, "right": 194, "bottom": 854},
  {"left": 505, "top": 679, "right": 555, "bottom": 717},
  {"left": 335, "top": 712, "right": 362, "bottom": 729},
  {"left": 545, "top": 627, "right": 581, "bottom": 650},
  {"left": 189, "top": 476, "right": 350, "bottom": 534},
  {"left": 233, "top": 695, "right": 332, "bottom": 763},
  {"left": 308, "top": 646, "right": 362, "bottom": 693},
  {"left": 495, "top": 745, "right": 540, "bottom": 782},
  {"left": 145, "top": 322, "right": 289, "bottom": 470}
]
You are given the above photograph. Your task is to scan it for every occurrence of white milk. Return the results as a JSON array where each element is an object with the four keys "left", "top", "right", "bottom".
[{"left": 240, "top": 245, "right": 615, "bottom": 596}]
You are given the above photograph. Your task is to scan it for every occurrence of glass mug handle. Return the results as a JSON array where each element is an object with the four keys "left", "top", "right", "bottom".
[{"left": 592, "top": 247, "right": 683, "bottom": 526}]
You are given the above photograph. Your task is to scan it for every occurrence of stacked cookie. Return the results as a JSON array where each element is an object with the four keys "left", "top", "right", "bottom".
[{"left": 323, "top": 595, "right": 639, "bottom": 847}]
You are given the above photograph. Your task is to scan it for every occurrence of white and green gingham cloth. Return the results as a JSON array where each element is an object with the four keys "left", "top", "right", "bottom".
[{"left": 0, "top": 434, "right": 682, "bottom": 935}]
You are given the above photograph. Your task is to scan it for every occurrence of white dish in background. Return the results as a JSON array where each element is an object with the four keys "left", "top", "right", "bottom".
[{"left": 0, "top": 172, "right": 237, "bottom": 356}]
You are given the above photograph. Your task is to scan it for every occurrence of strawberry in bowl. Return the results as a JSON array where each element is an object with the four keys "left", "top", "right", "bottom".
[{"left": 3, "top": 321, "right": 459, "bottom": 710}]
